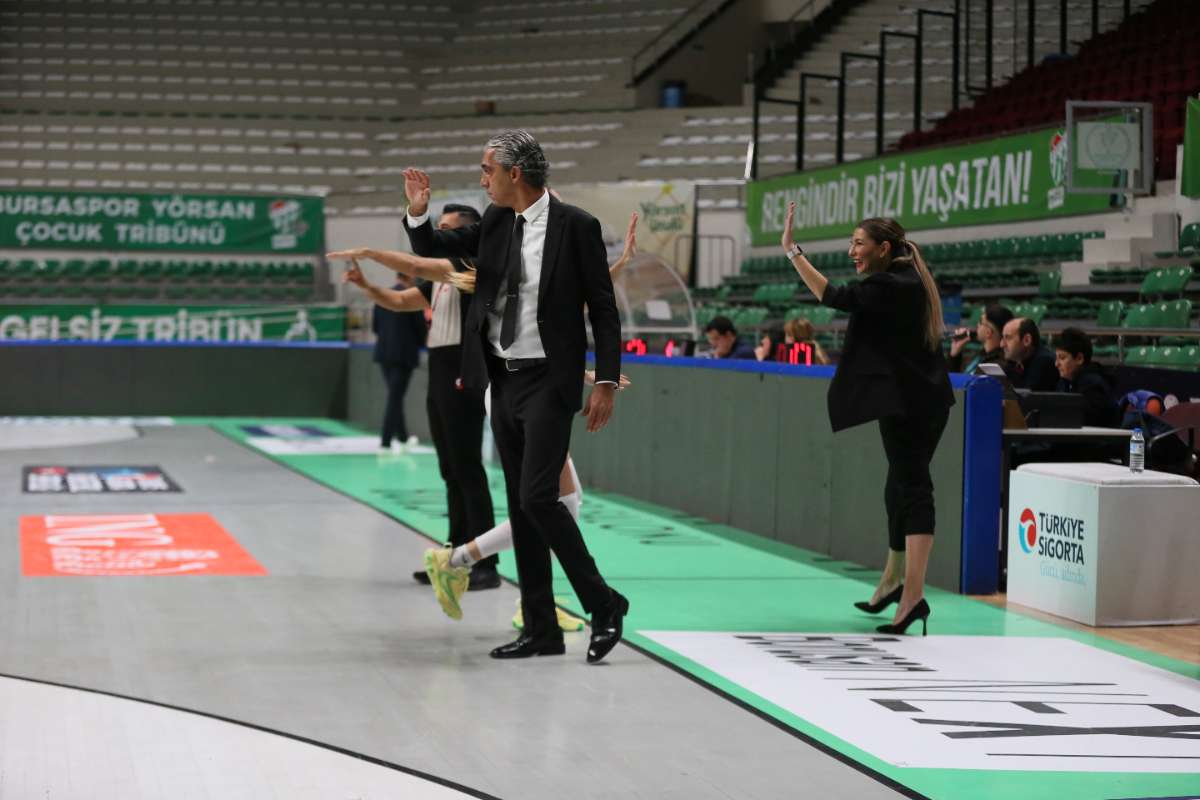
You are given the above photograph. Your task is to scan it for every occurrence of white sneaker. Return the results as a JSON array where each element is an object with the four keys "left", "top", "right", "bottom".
[
  {"left": 390, "top": 440, "right": 405, "bottom": 455},
  {"left": 404, "top": 434, "right": 419, "bottom": 448}
]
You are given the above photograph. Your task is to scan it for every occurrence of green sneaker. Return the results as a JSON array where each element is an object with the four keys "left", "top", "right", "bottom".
[
  {"left": 512, "top": 597, "right": 585, "bottom": 632},
  {"left": 425, "top": 547, "right": 469, "bottom": 620}
]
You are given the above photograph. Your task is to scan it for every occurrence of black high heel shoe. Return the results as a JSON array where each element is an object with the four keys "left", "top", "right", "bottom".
[
  {"left": 854, "top": 584, "right": 903, "bottom": 614},
  {"left": 876, "top": 598, "right": 930, "bottom": 636}
]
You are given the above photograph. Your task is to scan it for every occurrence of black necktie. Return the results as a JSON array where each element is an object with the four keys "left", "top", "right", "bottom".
[{"left": 499, "top": 215, "right": 525, "bottom": 350}]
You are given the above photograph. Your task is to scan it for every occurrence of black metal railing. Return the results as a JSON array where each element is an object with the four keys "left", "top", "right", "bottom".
[
  {"left": 749, "top": 0, "right": 1143, "bottom": 180},
  {"left": 629, "top": 0, "right": 739, "bottom": 87}
]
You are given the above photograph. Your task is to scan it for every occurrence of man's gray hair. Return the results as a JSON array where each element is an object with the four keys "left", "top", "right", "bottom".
[{"left": 485, "top": 129, "right": 549, "bottom": 189}]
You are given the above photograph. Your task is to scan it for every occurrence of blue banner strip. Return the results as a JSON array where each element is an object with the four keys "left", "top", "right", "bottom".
[
  {"left": 0, "top": 339, "right": 349, "bottom": 350},
  {"left": 960, "top": 375, "right": 1003, "bottom": 594}
]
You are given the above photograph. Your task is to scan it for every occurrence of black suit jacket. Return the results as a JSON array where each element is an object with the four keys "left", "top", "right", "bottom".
[
  {"left": 1009, "top": 346, "right": 1058, "bottom": 392},
  {"left": 404, "top": 195, "right": 621, "bottom": 410},
  {"left": 1057, "top": 362, "right": 1118, "bottom": 427},
  {"left": 820, "top": 263, "right": 955, "bottom": 432}
]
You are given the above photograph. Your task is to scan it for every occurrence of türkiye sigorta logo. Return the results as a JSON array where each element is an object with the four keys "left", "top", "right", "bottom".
[
  {"left": 1017, "top": 508, "right": 1038, "bottom": 554},
  {"left": 1018, "top": 507, "right": 1086, "bottom": 564}
]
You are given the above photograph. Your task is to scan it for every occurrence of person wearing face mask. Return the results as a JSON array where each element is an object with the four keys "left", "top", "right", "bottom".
[
  {"left": 781, "top": 205, "right": 954, "bottom": 636},
  {"left": 946, "top": 304, "right": 1013, "bottom": 374}
]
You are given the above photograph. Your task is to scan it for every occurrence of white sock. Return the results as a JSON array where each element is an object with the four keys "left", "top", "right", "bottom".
[
  {"left": 449, "top": 486, "right": 582, "bottom": 567},
  {"left": 560, "top": 490, "right": 581, "bottom": 520},
  {"left": 565, "top": 456, "right": 584, "bottom": 506}
]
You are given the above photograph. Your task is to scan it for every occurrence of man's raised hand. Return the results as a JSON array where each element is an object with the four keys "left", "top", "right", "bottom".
[{"left": 403, "top": 168, "right": 432, "bottom": 217}]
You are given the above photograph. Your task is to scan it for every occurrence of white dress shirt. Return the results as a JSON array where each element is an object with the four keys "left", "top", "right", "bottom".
[
  {"left": 409, "top": 193, "right": 548, "bottom": 360},
  {"left": 487, "top": 189, "right": 549, "bottom": 359},
  {"left": 408, "top": 196, "right": 615, "bottom": 384}
]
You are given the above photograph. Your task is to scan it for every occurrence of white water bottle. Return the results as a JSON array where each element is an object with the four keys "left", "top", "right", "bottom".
[{"left": 1129, "top": 428, "right": 1145, "bottom": 473}]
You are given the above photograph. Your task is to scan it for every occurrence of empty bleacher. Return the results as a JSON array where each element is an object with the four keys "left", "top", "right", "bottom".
[
  {"left": 899, "top": 0, "right": 1199, "bottom": 179},
  {"left": 0, "top": 255, "right": 318, "bottom": 304}
]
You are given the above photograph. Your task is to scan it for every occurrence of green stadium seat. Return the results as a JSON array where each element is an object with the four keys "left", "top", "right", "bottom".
[
  {"left": 804, "top": 306, "right": 837, "bottom": 326},
  {"left": 1140, "top": 268, "right": 1166, "bottom": 296},
  {"left": 165, "top": 260, "right": 188, "bottom": 280},
  {"left": 1121, "top": 303, "right": 1155, "bottom": 329},
  {"left": 1167, "top": 346, "right": 1200, "bottom": 370},
  {"left": 115, "top": 260, "right": 138, "bottom": 280},
  {"left": 239, "top": 262, "right": 264, "bottom": 281},
  {"left": 62, "top": 259, "right": 87, "bottom": 280},
  {"left": 1153, "top": 222, "right": 1200, "bottom": 259},
  {"left": 212, "top": 260, "right": 235, "bottom": 282},
  {"left": 1156, "top": 299, "right": 1193, "bottom": 329},
  {"left": 1149, "top": 346, "right": 1177, "bottom": 366},
  {"left": 784, "top": 305, "right": 819, "bottom": 322},
  {"left": 1124, "top": 346, "right": 1154, "bottom": 366},
  {"left": 1037, "top": 270, "right": 1061, "bottom": 296},
  {"left": 188, "top": 261, "right": 214, "bottom": 282},
  {"left": 1159, "top": 266, "right": 1194, "bottom": 295},
  {"left": 86, "top": 259, "right": 112, "bottom": 280},
  {"left": 139, "top": 260, "right": 164, "bottom": 281},
  {"left": 13, "top": 259, "right": 36, "bottom": 282}
]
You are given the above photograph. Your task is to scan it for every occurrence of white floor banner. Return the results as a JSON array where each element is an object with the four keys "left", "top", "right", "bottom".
[
  {"left": 246, "top": 436, "right": 434, "bottom": 456},
  {"left": 643, "top": 632, "right": 1200, "bottom": 772}
]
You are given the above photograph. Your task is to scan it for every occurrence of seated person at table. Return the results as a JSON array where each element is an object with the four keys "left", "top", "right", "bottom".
[
  {"left": 947, "top": 304, "right": 1012, "bottom": 373},
  {"left": 704, "top": 315, "right": 757, "bottom": 360},
  {"left": 1053, "top": 327, "right": 1119, "bottom": 427},
  {"left": 1001, "top": 317, "right": 1058, "bottom": 391},
  {"left": 754, "top": 328, "right": 784, "bottom": 362}
]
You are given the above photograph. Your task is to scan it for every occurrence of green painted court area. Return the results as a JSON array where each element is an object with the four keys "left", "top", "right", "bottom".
[{"left": 203, "top": 418, "right": 1200, "bottom": 800}]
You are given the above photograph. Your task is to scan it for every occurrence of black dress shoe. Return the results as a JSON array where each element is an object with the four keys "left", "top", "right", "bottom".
[
  {"left": 587, "top": 593, "right": 629, "bottom": 664},
  {"left": 412, "top": 569, "right": 431, "bottom": 585},
  {"left": 853, "top": 584, "right": 903, "bottom": 614},
  {"left": 468, "top": 564, "right": 501, "bottom": 590},
  {"left": 489, "top": 635, "right": 565, "bottom": 659},
  {"left": 876, "top": 598, "right": 931, "bottom": 636}
]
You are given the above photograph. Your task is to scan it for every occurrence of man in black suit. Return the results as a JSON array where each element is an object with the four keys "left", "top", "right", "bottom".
[{"left": 402, "top": 130, "right": 628, "bottom": 664}]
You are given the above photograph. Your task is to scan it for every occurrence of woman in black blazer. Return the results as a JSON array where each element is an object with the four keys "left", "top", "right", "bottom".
[{"left": 781, "top": 204, "right": 954, "bottom": 635}]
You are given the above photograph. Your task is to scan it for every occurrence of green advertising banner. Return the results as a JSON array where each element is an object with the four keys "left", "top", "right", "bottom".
[
  {"left": 0, "top": 304, "right": 345, "bottom": 343},
  {"left": 0, "top": 191, "right": 324, "bottom": 254},
  {"left": 747, "top": 126, "right": 1115, "bottom": 246},
  {"left": 1182, "top": 98, "right": 1200, "bottom": 200}
]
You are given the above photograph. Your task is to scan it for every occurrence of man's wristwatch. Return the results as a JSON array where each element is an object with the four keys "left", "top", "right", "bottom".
[{"left": 785, "top": 243, "right": 803, "bottom": 259}]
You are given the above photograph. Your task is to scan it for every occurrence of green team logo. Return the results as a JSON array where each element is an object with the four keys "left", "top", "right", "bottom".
[
  {"left": 269, "top": 199, "right": 307, "bottom": 250},
  {"left": 1049, "top": 130, "right": 1068, "bottom": 186}
]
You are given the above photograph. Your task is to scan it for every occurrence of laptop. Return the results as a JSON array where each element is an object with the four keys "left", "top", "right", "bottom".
[{"left": 974, "top": 362, "right": 1029, "bottom": 429}]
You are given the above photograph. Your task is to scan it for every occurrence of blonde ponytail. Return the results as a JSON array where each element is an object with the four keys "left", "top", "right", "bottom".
[{"left": 906, "top": 240, "right": 944, "bottom": 351}]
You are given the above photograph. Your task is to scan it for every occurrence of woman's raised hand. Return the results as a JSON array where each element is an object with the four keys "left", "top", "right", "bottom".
[
  {"left": 342, "top": 258, "right": 369, "bottom": 289},
  {"left": 622, "top": 211, "right": 638, "bottom": 261},
  {"left": 781, "top": 201, "right": 796, "bottom": 251},
  {"left": 326, "top": 247, "right": 370, "bottom": 262}
]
